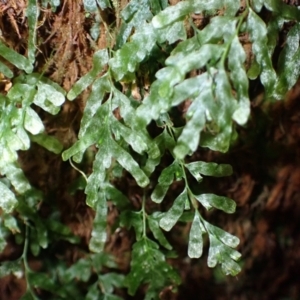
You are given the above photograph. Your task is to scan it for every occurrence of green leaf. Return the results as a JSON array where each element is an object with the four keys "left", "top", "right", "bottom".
[
  {"left": 185, "top": 161, "right": 233, "bottom": 181},
  {"left": 67, "top": 50, "right": 109, "bottom": 100},
  {"left": 104, "top": 183, "right": 130, "bottom": 209},
  {"left": 41, "top": 0, "right": 60, "bottom": 10},
  {"left": 170, "top": 75, "right": 205, "bottom": 107},
  {"left": 120, "top": 211, "right": 143, "bottom": 240},
  {"left": 205, "top": 222, "right": 240, "bottom": 248},
  {"left": 112, "top": 90, "right": 161, "bottom": 162},
  {"left": 97, "top": 0, "right": 111, "bottom": 9},
  {"left": 264, "top": 0, "right": 300, "bottom": 21},
  {"left": 3, "top": 214, "right": 20, "bottom": 233},
  {"left": 158, "top": 160, "right": 183, "bottom": 185},
  {"left": 0, "top": 146, "right": 16, "bottom": 167},
  {"left": 200, "top": 16, "right": 236, "bottom": 45},
  {"left": 1, "top": 162, "right": 31, "bottom": 194},
  {"left": 247, "top": 9, "right": 277, "bottom": 97},
  {"left": 78, "top": 75, "right": 111, "bottom": 139},
  {"left": 125, "top": 238, "right": 180, "bottom": 296},
  {"left": 174, "top": 67, "right": 236, "bottom": 159},
  {"left": 27, "top": 271, "right": 60, "bottom": 294},
  {"left": 111, "top": 138, "right": 150, "bottom": 188},
  {"left": 151, "top": 183, "right": 170, "bottom": 204},
  {"left": 0, "top": 41, "right": 33, "bottom": 73},
  {"left": 247, "top": 58, "right": 260, "bottom": 80},
  {"left": 152, "top": 1, "right": 192, "bottom": 28},
  {"left": 156, "top": 20, "right": 187, "bottom": 44},
  {"left": 34, "top": 81, "right": 65, "bottom": 114},
  {"left": 65, "top": 257, "right": 92, "bottom": 282},
  {"left": 7, "top": 83, "right": 34, "bottom": 105},
  {"left": 91, "top": 252, "right": 118, "bottom": 271},
  {"left": 99, "top": 273, "right": 125, "bottom": 294},
  {"left": 207, "top": 234, "right": 241, "bottom": 276},
  {"left": 199, "top": 67, "right": 236, "bottom": 153},
  {"left": 151, "top": 160, "right": 183, "bottom": 203},
  {"left": 27, "top": 0, "right": 39, "bottom": 66},
  {"left": 252, "top": 0, "right": 264, "bottom": 12},
  {"left": 24, "top": 73, "right": 66, "bottom": 95},
  {"left": 121, "top": 0, "right": 148, "bottom": 22},
  {"left": 223, "top": 0, "right": 240, "bottom": 16},
  {"left": 156, "top": 67, "right": 183, "bottom": 98},
  {"left": 83, "top": 0, "right": 97, "bottom": 12},
  {"left": 148, "top": 213, "right": 172, "bottom": 250},
  {"left": 112, "top": 89, "right": 138, "bottom": 127},
  {"left": 0, "top": 61, "right": 13, "bottom": 78},
  {"left": 267, "top": 16, "right": 284, "bottom": 63},
  {"left": 228, "top": 36, "right": 250, "bottom": 125},
  {"left": 89, "top": 192, "right": 108, "bottom": 253},
  {"left": 35, "top": 222, "right": 48, "bottom": 249},
  {"left": 0, "top": 260, "right": 22, "bottom": 278},
  {"left": 85, "top": 282, "right": 100, "bottom": 300},
  {"left": 15, "top": 127, "right": 30, "bottom": 151},
  {"left": 136, "top": 81, "right": 170, "bottom": 125},
  {"left": 16, "top": 198, "right": 46, "bottom": 231},
  {"left": 116, "top": 0, "right": 153, "bottom": 48},
  {"left": 155, "top": 127, "right": 176, "bottom": 154},
  {"left": 188, "top": 211, "right": 205, "bottom": 258},
  {"left": 275, "top": 23, "right": 300, "bottom": 99},
  {"left": 83, "top": 132, "right": 112, "bottom": 206},
  {"left": 159, "top": 188, "right": 188, "bottom": 231},
  {"left": 111, "top": 117, "right": 148, "bottom": 155},
  {"left": 45, "top": 218, "right": 79, "bottom": 244},
  {"left": 62, "top": 133, "right": 98, "bottom": 163},
  {"left": 199, "top": 220, "right": 241, "bottom": 275},
  {"left": 194, "top": 193, "right": 236, "bottom": 213},
  {"left": 110, "top": 23, "right": 157, "bottom": 81},
  {"left": 166, "top": 44, "right": 224, "bottom": 74},
  {"left": 152, "top": 0, "right": 223, "bottom": 28},
  {"left": 24, "top": 107, "right": 45, "bottom": 135},
  {"left": 29, "top": 133, "right": 63, "bottom": 154},
  {"left": 168, "top": 35, "right": 200, "bottom": 61},
  {"left": 173, "top": 98, "right": 206, "bottom": 159},
  {"left": 142, "top": 154, "right": 161, "bottom": 178},
  {"left": 63, "top": 79, "right": 109, "bottom": 160}
]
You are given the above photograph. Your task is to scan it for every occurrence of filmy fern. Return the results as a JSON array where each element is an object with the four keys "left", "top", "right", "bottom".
[
  {"left": 64, "top": 0, "right": 300, "bottom": 296},
  {"left": 0, "top": 2, "right": 77, "bottom": 298}
]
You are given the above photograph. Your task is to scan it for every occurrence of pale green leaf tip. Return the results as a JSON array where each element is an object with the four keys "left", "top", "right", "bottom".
[
  {"left": 188, "top": 247, "right": 202, "bottom": 259},
  {"left": 0, "top": 182, "right": 18, "bottom": 213},
  {"left": 67, "top": 90, "right": 76, "bottom": 101},
  {"left": 61, "top": 151, "right": 70, "bottom": 161},
  {"left": 152, "top": 16, "right": 160, "bottom": 28},
  {"left": 233, "top": 106, "right": 250, "bottom": 125}
]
